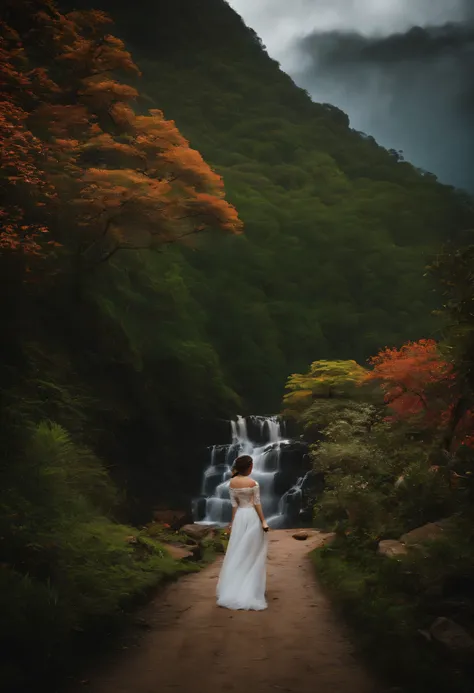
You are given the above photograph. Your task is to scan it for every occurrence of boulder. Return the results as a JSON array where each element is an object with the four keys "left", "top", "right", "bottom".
[
  {"left": 292, "top": 530, "right": 309, "bottom": 541},
  {"left": 181, "top": 523, "right": 216, "bottom": 542},
  {"left": 429, "top": 617, "right": 474, "bottom": 655},
  {"left": 378, "top": 540, "right": 408, "bottom": 559},
  {"left": 400, "top": 519, "right": 452, "bottom": 546}
]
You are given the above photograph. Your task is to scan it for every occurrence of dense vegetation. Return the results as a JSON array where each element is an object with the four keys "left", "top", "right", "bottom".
[
  {"left": 2, "top": 0, "right": 474, "bottom": 689},
  {"left": 284, "top": 240, "right": 474, "bottom": 692},
  {"left": 66, "top": 0, "right": 474, "bottom": 413},
  {"left": 1, "top": 1, "right": 237, "bottom": 688}
]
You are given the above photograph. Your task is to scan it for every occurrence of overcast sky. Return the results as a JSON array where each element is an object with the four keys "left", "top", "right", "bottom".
[{"left": 227, "top": 0, "right": 474, "bottom": 191}]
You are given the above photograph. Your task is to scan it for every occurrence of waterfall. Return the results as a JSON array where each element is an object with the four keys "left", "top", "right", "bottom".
[
  {"left": 277, "top": 470, "right": 312, "bottom": 518},
  {"left": 193, "top": 415, "right": 308, "bottom": 529}
]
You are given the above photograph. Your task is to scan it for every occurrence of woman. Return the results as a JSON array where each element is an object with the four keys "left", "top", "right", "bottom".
[{"left": 216, "top": 454, "right": 269, "bottom": 611}]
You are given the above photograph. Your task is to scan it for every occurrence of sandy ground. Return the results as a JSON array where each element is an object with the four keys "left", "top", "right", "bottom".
[{"left": 70, "top": 530, "right": 377, "bottom": 693}]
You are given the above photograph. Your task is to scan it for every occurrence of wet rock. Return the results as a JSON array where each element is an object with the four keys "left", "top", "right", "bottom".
[
  {"left": 278, "top": 441, "right": 309, "bottom": 477},
  {"left": 292, "top": 531, "right": 309, "bottom": 541},
  {"left": 193, "top": 497, "right": 207, "bottom": 522},
  {"left": 429, "top": 617, "right": 474, "bottom": 655},
  {"left": 202, "top": 466, "right": 229, "bottom": 497},
  {"left": 273, "top": 470, "right": 292, "bottom": 496},
  {"left": 378, "top": 540, "right": 408, "bottom": 559}
]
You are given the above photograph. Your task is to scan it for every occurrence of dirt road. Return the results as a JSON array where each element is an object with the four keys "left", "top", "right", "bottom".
[{"left": 72, "top": 530, "right": 377, "bottom": 693}]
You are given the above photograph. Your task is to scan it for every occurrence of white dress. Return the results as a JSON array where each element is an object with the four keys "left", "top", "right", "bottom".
[{"left": 216, "top": 483, "right": 268, "bottom": 611}]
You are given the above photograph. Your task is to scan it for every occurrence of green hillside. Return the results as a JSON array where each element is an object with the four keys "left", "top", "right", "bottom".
[{"left": 66, "top": 0, "right": 473, "bottom": 413}]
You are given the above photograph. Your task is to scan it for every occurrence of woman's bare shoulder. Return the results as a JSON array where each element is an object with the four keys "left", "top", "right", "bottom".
[{"left": 229, "top": 478, "right": 258, "bottom": 488}]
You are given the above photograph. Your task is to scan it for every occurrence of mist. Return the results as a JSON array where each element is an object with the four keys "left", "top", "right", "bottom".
[{"left": 228, "top": 0, "right": 474, "bottom": 191}]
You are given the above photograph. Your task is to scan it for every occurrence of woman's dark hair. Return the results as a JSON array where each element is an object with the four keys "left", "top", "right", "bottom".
[{"left": 231, "top": 455, "right": 253, "bottom": 477}]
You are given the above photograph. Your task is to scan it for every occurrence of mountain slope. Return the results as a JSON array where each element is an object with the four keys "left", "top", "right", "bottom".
[{"left": 64, "top": 0, "right": 474, "bottom": 411}]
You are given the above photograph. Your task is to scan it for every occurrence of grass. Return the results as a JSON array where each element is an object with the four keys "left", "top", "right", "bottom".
[
  {"left": 312, "top": 534, "right": 474, "bottom": 693},
  {"left": 0, "top": 422, "right": 226, "bottom": 692}
]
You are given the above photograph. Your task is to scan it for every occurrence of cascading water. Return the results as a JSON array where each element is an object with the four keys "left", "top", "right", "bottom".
[{"left": 193, "top": 415, "right": 309, "bottom": 529}]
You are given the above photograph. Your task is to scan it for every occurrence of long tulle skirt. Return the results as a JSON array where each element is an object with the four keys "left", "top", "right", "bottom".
[{"left": 216, "top": 507, "right": 268, "bottom": 611}]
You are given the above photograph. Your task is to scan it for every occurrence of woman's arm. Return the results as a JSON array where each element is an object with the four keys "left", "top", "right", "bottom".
[
  {"left": 254, "top": 503, "right": 269, "bottom": 530},
  {"left": 253, "top": 483, "right": 269, "bottom": 530}
]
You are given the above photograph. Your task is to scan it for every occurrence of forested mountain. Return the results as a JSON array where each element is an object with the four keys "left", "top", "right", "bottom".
[
  {"left": 3, "top": 0, "right": 474, "bottom": 511},
  {"left": 65, "top": 0, "right": 473, "bottom": 414},
  {"left": 2, "top": 2, "right": 474, "bottom": 687}
]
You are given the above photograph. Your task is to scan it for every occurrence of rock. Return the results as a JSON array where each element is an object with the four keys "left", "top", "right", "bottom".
[
  {"left": 277, "top": 441, "right": 309, "bottom": 477},
  {"left": 400, "top": 519, "right": 452, "bottom": 546},
  {"left": 429, "top": 617, "right": 474, "bottom": 655},
  {"left": 193, "top": 496, "right": 207, "bottom": 522},
  {"left": 181, "top": 523, "right": 216, "bottom": 541},
  {"left": 378, "top": 540, "right": 408, "bottom": 559},
  {"left": 188, "top": 543, "right": 203, "bottom": 560},
  {"left": 292, "top": 531, "right": 309, "bottom": 541},
  {"left": 202, "top": 465, "right": 230, "bottom": 497}
]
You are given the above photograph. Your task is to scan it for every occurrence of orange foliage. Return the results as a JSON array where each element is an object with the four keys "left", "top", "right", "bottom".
[
  {"left": 365, "top": 339, "right": 453, "bottom": 422},
  {"left": 1, "top": 0, "right": 242, "bottom": 264},
  {"left": 365, "top": 339, "right": 474, "bottom": 448},
  {"left": 0, "top": 44, "right": 54, "bottom": 253}
]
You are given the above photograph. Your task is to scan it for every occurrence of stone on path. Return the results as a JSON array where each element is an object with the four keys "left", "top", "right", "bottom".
[{"left": 292, "top": 530, "right": 309, "bottom": 541}]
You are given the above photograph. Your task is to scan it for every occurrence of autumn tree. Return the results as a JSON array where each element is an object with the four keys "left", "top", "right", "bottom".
[
  {"left": 0, "top": 0, "right": 242, "bottom": 267},
  {"left": 364, "top": 338, "right": 474, "bottom": 455},
  {"left": 364, "top": 340, "right": 451, "bottom": 422},
  {"left": 283, "top": 359, "right": 367, "bottom": 419},
  {"left": 0, "top": 20, "right": 55, "bottom": 256},
  {"left": 76, "top": 109, "right": 242, "bottom": 265}
]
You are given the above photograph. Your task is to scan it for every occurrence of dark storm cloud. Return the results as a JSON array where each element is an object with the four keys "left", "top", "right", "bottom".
[
  {"left": 228, "top": 0, "right": 474, "bottom": 190},
  {"left": 301, "top": 24, "right": 474, "bottom": 69},
  {"left": 293, "top": 18, "right": 474, "bottom": 190},
  {"left": 309, "top": 23, "right": 474, "bottom": 66}
]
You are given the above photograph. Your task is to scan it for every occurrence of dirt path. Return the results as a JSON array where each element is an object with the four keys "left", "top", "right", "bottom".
[{"left": 71, "top": 530, "right": 377, "bottom": 693}]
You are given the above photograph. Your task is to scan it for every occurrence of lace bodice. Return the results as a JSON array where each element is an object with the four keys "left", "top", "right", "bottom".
[{"left": 229, "top": 483, "right": 261, "bottom": 508}]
